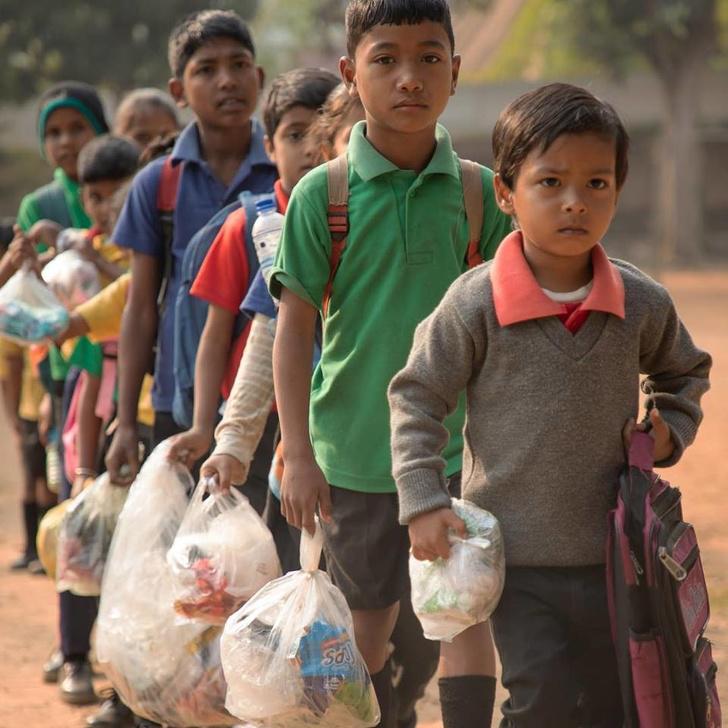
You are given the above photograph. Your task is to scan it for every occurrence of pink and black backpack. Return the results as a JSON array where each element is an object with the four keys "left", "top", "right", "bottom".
[{"left": 607, "top": 428, "right": 720, "bottom": 727}]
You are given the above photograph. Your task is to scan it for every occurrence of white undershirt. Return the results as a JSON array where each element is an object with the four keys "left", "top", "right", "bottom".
[{"left": 542, "top": 280, "right": 593, "bottom": 303}]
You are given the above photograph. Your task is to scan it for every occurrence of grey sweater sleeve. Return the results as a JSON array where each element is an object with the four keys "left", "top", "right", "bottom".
[
  {"left": 638, "top": 282, "right": 712, "bottom": 467},
  {"left": 388, "top": 273, "right": 486, "bottom": 523}
]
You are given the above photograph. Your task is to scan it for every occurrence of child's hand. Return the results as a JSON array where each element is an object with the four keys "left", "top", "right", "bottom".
[
  {"left": 280, "top": 455, "right": 332, "bottom": 535},
  {"left": 623, "top": 408, "right": 675, "bottom": 463},
  {"left": 8, "top": 226, "right": 37, "bottom": 270},
  {"left": 409, "top": 507, "right": 468, "bottom": 561},
  {"left": 54, "top": 312, "right": 90, "bottom": 346},
  {"left": 27, "top": 219, "right": 62, "bottom": 249},
  {"left": 167, "top": 427, "right": 214, "bottom": 470},
  {"left": 200, "top": 453, "right": 247, "bottom": 492},
  {"left": 105, "top": 424, "right": 139, "bottom": 485}
]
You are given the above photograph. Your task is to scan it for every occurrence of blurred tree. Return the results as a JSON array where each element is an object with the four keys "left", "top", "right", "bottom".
[
  {"left": 566, "top": 0, "right": 719, "bottom": 262},
  {"left": 0, "top": 1, "right": 258, "bottom": 101}
]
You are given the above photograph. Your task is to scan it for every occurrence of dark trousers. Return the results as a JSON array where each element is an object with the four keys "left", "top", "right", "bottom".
[
  {"left": 57, "top": 367, "right": 97, "bottom": 661},
  {"left": 491, "top": 565, "right": 623, "bottom": 728}
]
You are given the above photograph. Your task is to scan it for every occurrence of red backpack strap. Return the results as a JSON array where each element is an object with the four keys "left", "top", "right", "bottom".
[
  {"left": 155, "top": 156, "right": 183, "bottom": 311},
  {"left": 459, "top": 158, "right": 484, "bottom": 269},
  {"left": 322, "top": 154, "right": 349, "bottom": 319}
]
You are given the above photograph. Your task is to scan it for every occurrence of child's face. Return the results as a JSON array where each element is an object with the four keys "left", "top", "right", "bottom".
[
  {"left": 43, "top": 107, "right": 96, "bottom": 179},
  {"left": 495, "top": 132, "right": 619, "bottom": 265},
  {"left": 265, "top": 105, "right": 319, "bottom": 193},
  {"left": 169, "top": 37, "right": 263, "bottom": 132},
  {"left": 117, "top": 107, "right": 178, "bottom": 149},
  {"left": 331, "top": 105, "right": 366, "bottom": 158},
  {"left": 341, "top": 21, "right": 459, "bottom": 139},
  {"left": 81, "top": 178, "right": 130, "bottom": 236}
]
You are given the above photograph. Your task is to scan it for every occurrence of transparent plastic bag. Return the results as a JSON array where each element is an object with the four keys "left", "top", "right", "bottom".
[
  {"left": 0, "top": 267, "right": 69, "bottom": 344},
  {"left": 221, "top": 519, "right": 380, "bottom": 727},
  {"left": 42, "top": 249, "right": 101, "bottom": 309},
  {"left": 409, "top": 498, "right": 505, "bottom": 642},
  {"left": 168, "top": 477, "right": 281, "bottom": 625},
  {"left": 96, "top": 441, "right": 235, "bottom": 726},
  {"left": 56, "top": 473, "right": 128, "bottom": 596},
  {"left": 36, "top": 500, "right": 72, "bottom": 580}
]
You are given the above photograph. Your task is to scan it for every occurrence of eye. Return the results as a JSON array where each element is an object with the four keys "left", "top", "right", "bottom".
[
  {"left": 539, "top": 177, "right": 559, "bottom": 188},
  {"left": 196, "top": 65, "right": 214, "bottom": 76},
  {"left": 374, "top": 55, "right": 395, "bottom": 65},
  {"left": 287, "top": 131, "right": 304, "bottom": 142},
  {"left": 423, "top": 54, "right": 441, "bottom": 64},
  {"left": 588, "top": 178, "right": 609, "bottom": 190}
]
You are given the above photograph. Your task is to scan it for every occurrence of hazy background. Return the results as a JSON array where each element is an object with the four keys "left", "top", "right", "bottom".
[{"left": 1, "top": 0, "right": 727, "bottom": 267}]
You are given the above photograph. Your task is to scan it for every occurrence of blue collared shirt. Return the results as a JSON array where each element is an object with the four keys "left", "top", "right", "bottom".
[{"left": 113, "top": 120, "right": 278, "bottom": 413}]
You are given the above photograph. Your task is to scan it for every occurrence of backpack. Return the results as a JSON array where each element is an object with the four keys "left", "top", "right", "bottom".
[
  {"left": 321, "top": 154, "right": 485, "bottom": 318},
  {"left": 607, "top": 428, "right": 721, "bottom": 728},
  {"left": 171, "top": 190, "right": 267, "bottom": 429}
]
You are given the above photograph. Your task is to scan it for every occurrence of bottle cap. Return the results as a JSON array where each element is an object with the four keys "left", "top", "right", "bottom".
[{"left": 255, "top": 196, "right": 276, "bottom": 214}]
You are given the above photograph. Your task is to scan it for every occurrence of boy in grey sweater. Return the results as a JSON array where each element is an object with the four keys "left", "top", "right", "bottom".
[{"left": 388, "top": 83, "right": 711, "bottom": 727}]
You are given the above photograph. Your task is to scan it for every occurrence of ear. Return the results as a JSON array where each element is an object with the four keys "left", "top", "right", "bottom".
[
  {"left": 450, "top": 54, "right": 461, "bottom": 96},
  {"left": 256, "top": 66, "right": 265, "bottom": 91},
  {"left": 263, "top": 134, "right": 276, "bottom": 163},
  {"left": 339, "top": 56, "right": 358, "bottom": 98},
  {"left": 168, "top": 77, "right": 186, "bottom": 108},
  {"left": 493, "top": 173, "right": 515, "bottom": 215}
]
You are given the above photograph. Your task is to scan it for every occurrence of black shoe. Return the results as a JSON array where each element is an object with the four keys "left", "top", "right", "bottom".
[
  {"left": 87, "top": 689, "right": 135, "bottom": 727},
  {"left": 42, "top": 648, "right": 64, "bottom": 683},
  {"left": 27, "top": 558, "right": 46, "bottom": 575},
  {"left": 59, "top": 659, "right": 96, "bottom": 705}
]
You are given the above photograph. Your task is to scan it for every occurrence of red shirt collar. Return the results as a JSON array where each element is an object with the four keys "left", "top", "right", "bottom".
[
  {"left": 491, "top": 231, "right": 625, "bottom": 327},
  {"left": 274, "top": 179, "right": 290, "bottom": 214}
]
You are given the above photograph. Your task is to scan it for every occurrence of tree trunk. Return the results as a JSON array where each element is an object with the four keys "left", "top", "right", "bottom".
[{"left": 655, "top": 58, "right": 705, "bottom": 266}]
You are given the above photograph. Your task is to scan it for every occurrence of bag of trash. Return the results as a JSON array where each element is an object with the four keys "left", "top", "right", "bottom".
[
  {"left": 0, "top": 267, "right": 69, "bottom": 344},
  {"left": 221, "top": 519, "right": 380, "bottom": 727},
  {"left": 409, "top": 498, "right": 505, "bottom": 642},
  {"left": 168, "top": 477, "right": 281, "bottom": 625},
  {"left": 36, "top": 500, "right": 72, "bottom": 580},
  {"left": 55, "top": 473, "right": 128, "bottom": 596},
  {"left": 96, "top": 441, "right": 236, "bottom": 726},
  {"left": 42, "top": 249, "right": 100, "bottom": 309}
]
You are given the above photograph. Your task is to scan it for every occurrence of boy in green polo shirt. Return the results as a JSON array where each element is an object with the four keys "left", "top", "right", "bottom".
[{"left": 269, "top": 2, "right": 511, "bottom": 726}]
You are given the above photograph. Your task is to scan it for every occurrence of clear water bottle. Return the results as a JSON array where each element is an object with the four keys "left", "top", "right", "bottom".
[{"left": 252, "top": 197, "right": 284, "bottom": 283}]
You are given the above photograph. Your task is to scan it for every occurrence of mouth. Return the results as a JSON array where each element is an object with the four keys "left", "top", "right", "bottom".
[
  {"left": 217, "top": 97, "right": 247, "bottom": 110},
  {"left": 557, "top": 227, "right": 589, "bottom": 235},
  {"left": 393, "top": 101, "right": 428, "bottom": 110}
]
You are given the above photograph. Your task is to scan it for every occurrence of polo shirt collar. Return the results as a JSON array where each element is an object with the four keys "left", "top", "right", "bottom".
[
  {"left": 347, "top": 121, "right": 459, "bottom": 181},
  {"left": 491, "top": 230, "right": 625, "bottom": 327},
  {"left": 170, "top": 119, "right": 273, "bottom": 171}
]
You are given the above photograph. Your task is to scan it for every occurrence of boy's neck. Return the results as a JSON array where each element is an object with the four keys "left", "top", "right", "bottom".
[
  {"left": 197, "top": 120, "right": 253, "bottom": 186},
  {"left": 523, "top": 243, "right": 594, "bottom": 293},
  {"left": 364, "top": 118, "right": 438, "bottom": 174}
]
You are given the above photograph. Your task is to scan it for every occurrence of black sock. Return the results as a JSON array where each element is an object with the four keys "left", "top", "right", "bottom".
[
  {"left": 439, "top": 675, "right": 497, "bottom": 728},
  {"left": 22, "top": 501, "right": 38, "bottom": 558},
  {"left": 371, "top": 661, "right": 395, "bottom": 728}
]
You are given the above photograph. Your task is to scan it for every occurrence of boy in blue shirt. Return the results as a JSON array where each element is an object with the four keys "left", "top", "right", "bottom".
[{"left": 105, "top": 9, "right": 276, "bottom": 485}]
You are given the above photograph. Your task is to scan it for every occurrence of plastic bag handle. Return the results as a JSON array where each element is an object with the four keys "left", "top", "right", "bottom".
[{"left": 300, "top": 516, "right": 324, "bottom": 573}]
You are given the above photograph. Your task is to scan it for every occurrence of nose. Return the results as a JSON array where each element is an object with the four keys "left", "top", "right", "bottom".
[
  {"left": 397, "top": 63, "right": 424, "bottom": 94},
  {"left": 562, "top": 192, "right": 587, "bottom": 215},
  {"left": 218, "top": 65, "right": 237, "bottom": 90}
]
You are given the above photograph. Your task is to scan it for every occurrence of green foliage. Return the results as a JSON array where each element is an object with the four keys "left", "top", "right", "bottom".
[{"left": 0, "top": 0, "right": 258, "bottom": 101}]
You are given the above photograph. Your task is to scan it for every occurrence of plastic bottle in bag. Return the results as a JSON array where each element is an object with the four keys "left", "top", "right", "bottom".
[
  {"left": 251, "top": 197, "right": 283, "bottom": 284},
  {"left": 221, "top": 519, "right": 380, "bottom": 727},
  {"left": 409, "top": 498, "right": 505, "bottom": 642}
]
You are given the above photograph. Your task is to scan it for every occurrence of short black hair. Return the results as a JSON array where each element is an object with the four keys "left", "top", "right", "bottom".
[
  {"left": 168, "top": 9, "right": 255, "bottom": 79},
  {"left": 78, "top": 135, "right": 140, "bottom": 185},
  {"left": 345, "top": 0, "right": 455, "bottom": 57},
  {"left": 493, "top": 83, "right": 630, "bottom": 190},
  {"left": 263, "top": 68, "right": 340, "bottom": 139}
]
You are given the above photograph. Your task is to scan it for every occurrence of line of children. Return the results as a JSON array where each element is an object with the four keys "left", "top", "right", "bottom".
[{"left": 1, "top": 3, "right": 713, "bottom": 728}]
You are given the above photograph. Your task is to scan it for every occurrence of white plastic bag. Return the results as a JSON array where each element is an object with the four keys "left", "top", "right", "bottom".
[
  {"left": 96, "top": 441, "right": 236, "bottom": 726},
  {"left": 167, "top": 477, "right": 281, "bottom": 625},
  {"left": 42, "top": 249, "right": 101, "bottom": 309},
  {"left": 409, "top": 498, "right": 505, "bottom": 642},
  {"left": 0, "top": 267, "right": 69, "bottom": 343},
  {"left": 221, "top": 520, "right": 380, "bottom": 727},
  {"left": 56, "top": 473, "right": 128, "bottom": 596}
]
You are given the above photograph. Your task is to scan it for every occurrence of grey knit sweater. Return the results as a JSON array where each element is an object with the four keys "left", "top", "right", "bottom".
[{"left": 388, "top": 260, "right": 711, "bottom": 566}]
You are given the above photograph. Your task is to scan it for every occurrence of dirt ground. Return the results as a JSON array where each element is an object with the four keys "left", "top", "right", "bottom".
[{"left": 0, "top": 270, "right": 726, "bottom": 728}]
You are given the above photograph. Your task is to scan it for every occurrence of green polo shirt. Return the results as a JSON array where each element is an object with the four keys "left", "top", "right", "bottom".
[{"left": 270, "top": 121, "right": 510, "bottom": 493}]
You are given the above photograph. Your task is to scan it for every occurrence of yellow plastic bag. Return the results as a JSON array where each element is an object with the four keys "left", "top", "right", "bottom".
[{"left": 36, "top": 500, "right": 71, "bottom": 579}]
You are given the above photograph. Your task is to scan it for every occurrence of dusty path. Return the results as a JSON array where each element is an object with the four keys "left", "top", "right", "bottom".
[{"left": 0, "top": 270, "right": 726, "bottom": 728}]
